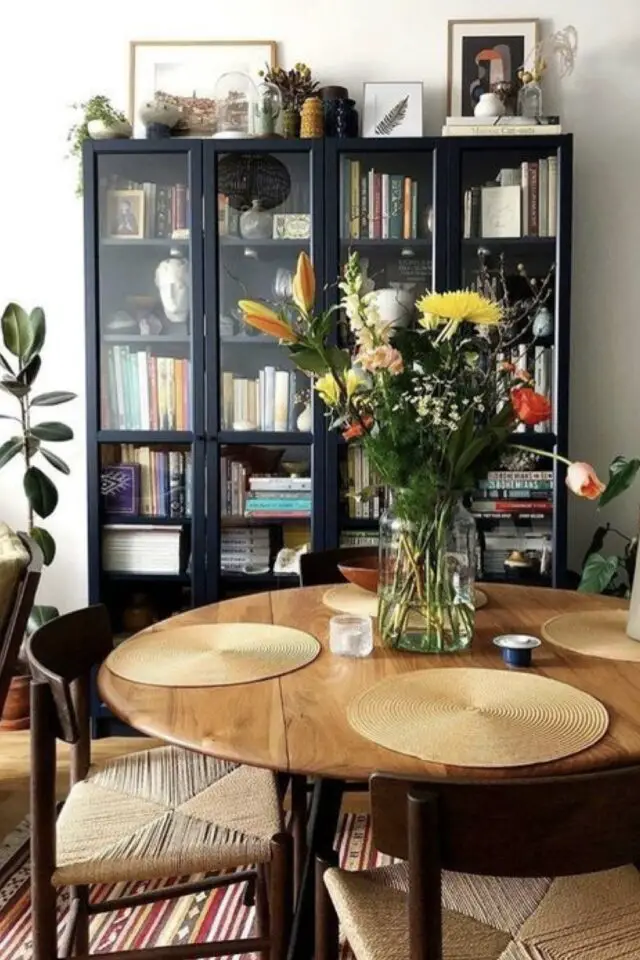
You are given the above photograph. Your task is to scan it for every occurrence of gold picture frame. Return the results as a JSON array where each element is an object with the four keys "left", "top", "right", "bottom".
[
  {"left": 107, "top": 189, "right": 146, "bottom": 239},
  {"left": 447, "top": 19, "right": 539, "bottom": 116},
  {"left": 129, "top": 40, "right": 277, "bottom": 137}
]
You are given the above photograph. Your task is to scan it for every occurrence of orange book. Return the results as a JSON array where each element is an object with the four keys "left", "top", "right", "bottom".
[
  {"left": 403, "top": 177, "right": 412, "bottom": 239},
  {"left": 175, "top": 359, "right": 184, "bottom": 431}
]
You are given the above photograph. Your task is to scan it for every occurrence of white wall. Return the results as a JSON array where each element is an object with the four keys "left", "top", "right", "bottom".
[{"left": 1, "top": 0, "right": 639, "bottom": 610}]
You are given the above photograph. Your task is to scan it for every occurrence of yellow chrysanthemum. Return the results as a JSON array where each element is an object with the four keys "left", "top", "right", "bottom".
[{"left": 417, "top": 290, "right": 502, "bottom": 328}]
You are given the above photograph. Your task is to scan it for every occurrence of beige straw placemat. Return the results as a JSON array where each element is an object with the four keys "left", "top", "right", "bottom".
[
  {"left": 106, "top": 623, "right": 321, "bottom": 687},
  {"left": 348, "top": 668, "right": 608, "bottom": 768},
  {"left": 323, "top": 583, "right": 488, "bottom": 618},
  {"left": 542, "top": 608, "right": 640, "bottom": 662}
]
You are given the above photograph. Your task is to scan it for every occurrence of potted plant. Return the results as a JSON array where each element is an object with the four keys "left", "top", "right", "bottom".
[
  {"left": 579, "top": 456, "right": 640, "bottom": 595},
  {"left": 0, "top": 303, "right": 76, "bottom": 727},
  {"left": 67, "top": 95, "right": 131, "bottom": 195}
]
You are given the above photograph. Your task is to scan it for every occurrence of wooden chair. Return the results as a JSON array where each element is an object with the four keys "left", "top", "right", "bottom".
[
  {"left": 0, "top": 526, "right": 42, "bottom": 716},
  {"left": 26, "top": 604, "right": 293, "bottom": 960},
  {"left": 299, "top": 546, "right": 377, "bottom": 587},
  {"left": 316, "top": 768, "right": 640, "bottom": 960}
]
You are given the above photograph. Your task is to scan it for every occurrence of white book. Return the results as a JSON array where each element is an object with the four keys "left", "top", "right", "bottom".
[
  {"left": 521, "top": 163, "right": 530, "bottom": 237},
  {"left": 481, "top": 185, "right": 521, "bottom": 238},
  {"left": 538, "top": 158, "right": 549, "bottom": 237},
  {"left": 274, "top": 371, "right": 289, "bottom": 431},
  {"left": 113, "top": 347, "right": 125, "bottom": 429},
  {"left": 264, "top": 366, "right": 276, "bottom": 431},
  {"left": 222, "top": 371, "right": 234, "bottom": 429},
  {"left": 247, "top": 379, "right": 257, "bottom": 429},
  {"left": 463, "top": 190, "right": 471, "bottom": 239},
  {"left": 137, "top": 351, "right": 150, "bottom": 430},
  {"left": 367, "top": 169, "right": 375, "bottom": 237},
  {"left": 258, "top": 369, "right": 265, "bottom": 431},
  {"left": 548, "top": 155, "right": 558, "bottom": 237},
  {"left": 250, "top": 477, "right": 311, "bottom": 492},
  {"left": 442, "top": 124, "right": 562, "bottom": 137},
  {"left": 381, "top": 173, "right": 390, "bottom": 239}
]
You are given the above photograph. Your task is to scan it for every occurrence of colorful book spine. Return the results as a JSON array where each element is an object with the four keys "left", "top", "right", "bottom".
[
  {"left": 389, "top": 175, "right": 403, "bottom": 240},
  {"left": 402, "top": 177, "right": 412, "bottom": 239},
  {"left": 528, "top": 161, "right": 539, "bottom": 236},
  {"left": 350, "top": 160, "right": 361, "bottom": 239}
]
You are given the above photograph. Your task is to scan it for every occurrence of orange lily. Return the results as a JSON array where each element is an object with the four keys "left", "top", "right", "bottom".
[
  {"left": 237, "top": 300, "right": 297, "bottom": 342},
  {"left": 292, "top": 251, "right": 315, "bottom": 315}
]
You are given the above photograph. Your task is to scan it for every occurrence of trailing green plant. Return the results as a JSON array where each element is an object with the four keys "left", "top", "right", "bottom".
[
  {"left": 579, "top": 455, "right": 640, "bottom": 596},
  {"left": 0, "top": 303, "right": 76, "bottom": 628},
  {"left": 67, "top": 95, "right": 128, "bottom": 195}
]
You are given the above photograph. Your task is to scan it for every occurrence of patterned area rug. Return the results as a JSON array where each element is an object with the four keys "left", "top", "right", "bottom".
[{"left": 0, "top": 813, "right": 386, "bottom": 960}]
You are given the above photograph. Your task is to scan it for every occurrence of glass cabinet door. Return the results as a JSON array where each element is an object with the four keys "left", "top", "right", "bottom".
[
  {"left": 454, "top": 142, "right": 568, "bottom": 587},
  {"left": 96, "top": 151, "right": 196, "bottom": 434}
]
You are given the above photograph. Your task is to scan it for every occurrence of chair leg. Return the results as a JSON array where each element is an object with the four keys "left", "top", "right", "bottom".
[
  {"left": 255, "top": 865, "right": 270, "bottom": 960},
  {"left": 72, "top": 886, "right": 90, "bottom": 956},
  {"left": 315, "top": 854, "right": 339, "bottom": 960},
  {"left": 290, "top": 774, "right": 308, "bottom": 900},
  {"left": 31, "top": 869, "right": 58, "bottom": 960},
  {"left": 269, "top": 833, "right": 293, "bottom": 960}
]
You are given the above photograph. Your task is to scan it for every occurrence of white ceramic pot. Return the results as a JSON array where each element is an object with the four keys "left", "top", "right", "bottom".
[
  {"left": 87, "top": 118, "right": 132, "bottom": 140},
  {"left": 474, "top": 93, "right": 505, "bottom": 119},
  {"left": 371, "top": 287, "right": 415, "bottom": 331},
  {"left": 138, "top": 99, "right": 181, "bottom": 130},
  {"left": 296, "top": 404, "right": 312, "bottom": 432}
]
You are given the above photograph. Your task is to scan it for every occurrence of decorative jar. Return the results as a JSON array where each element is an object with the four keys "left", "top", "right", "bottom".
[
  {"left": 253, "top": 81, "right": 282, "bottom": 137},
  {"left": 474, "top": 92, "right": 505, "bottom": 118},
  {"left": 239, "top": 199, "right": 272, "bottom": 239},
  {"left": 518, "top": 80, "right": 543, "bottom": 119},
  {"left": 300, "top": 97, "right": 324, "bottom": 138},
  {"left": 282, "top": 106, "right": 300, "bottom": 139},
  {"left": 378, "top": 493, "right": 477, "bottom": 653}
]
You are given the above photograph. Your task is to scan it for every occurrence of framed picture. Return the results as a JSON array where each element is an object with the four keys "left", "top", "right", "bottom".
[
  {"left": 362, "top": 82, "right": 423, "bottom": 138},
  {"left": 448, "top": 19, "right": 538, "bottom": 116},
  {"left": 107, "top": 190, "right": 145, "bottom": 239},
  {"left": 129, "top": 40, "right": 277, "bottom": 137}
]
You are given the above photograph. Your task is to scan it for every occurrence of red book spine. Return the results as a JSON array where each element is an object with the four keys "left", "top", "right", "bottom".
[
  {"left": 148, "top": 356, "right": 159, "bottom": 430},
  {"left": 372, "top": 173, "right": 382, "bottom": 239},
  {"left": 494, "top": 500, "right": 552, "bottom": 512},
  {"left": 528, "top": 162, "right": 539, "bottom": 236}
]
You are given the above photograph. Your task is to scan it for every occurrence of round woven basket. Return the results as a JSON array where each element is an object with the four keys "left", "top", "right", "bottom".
[{"left": 348, "top": 668, "right": 609, "bottom": 768}]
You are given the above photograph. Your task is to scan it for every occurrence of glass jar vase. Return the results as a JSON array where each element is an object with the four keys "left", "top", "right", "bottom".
[{"left": 378, "top": 495, "right": 477, "bottom": 653}]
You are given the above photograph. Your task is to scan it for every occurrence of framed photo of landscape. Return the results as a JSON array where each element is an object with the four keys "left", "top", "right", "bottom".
[
  {"left": 447, "top": 19, "right": 538, "bottom": 116},
  {"left": 129, "top": 40, "right": 277, "bottom": 136}
]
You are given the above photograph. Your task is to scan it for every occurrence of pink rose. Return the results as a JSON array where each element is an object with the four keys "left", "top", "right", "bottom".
[{"left": 359, "top": 345, "right": 404, "bottom": 375}]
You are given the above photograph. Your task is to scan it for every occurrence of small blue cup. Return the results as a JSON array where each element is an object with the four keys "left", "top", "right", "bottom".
[{"left": 493, "top": 634, "right": 541, "bottom": 668}]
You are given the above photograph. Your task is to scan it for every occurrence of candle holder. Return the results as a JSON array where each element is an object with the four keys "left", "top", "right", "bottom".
[
  {"left": 329, "top": 615, "right": 373, "bottom": 658},
  {"left": 493, "top": 634, "right": 541, "bottom": 668}
]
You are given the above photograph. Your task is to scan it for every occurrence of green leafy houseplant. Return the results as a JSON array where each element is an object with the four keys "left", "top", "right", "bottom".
[
  {"left": 579, "top": 456, "right": 640, "bottom": 595},
  {"left": 67, "top": 95, "right": 129, "bottom": 195},
  {"left": 0, "top": 303, "right": 76, "bottom": 628}
]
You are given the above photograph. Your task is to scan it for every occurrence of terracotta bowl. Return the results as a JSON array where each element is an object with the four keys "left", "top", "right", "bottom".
[{"left": 338, "top": 552, "right": 379, "bottom": 594}]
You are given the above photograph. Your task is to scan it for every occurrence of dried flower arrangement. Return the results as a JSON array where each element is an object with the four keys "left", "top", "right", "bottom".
[
  {"left": 259, "top": 62, "right": 318, "bottom": 110},
  {"left": 519, "top": 25, "right": 579, "bottom": 84}
]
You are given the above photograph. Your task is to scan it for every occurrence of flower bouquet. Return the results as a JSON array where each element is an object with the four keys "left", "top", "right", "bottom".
[{"left": 239, "top": 252, "right": 604, "bottom": 652}]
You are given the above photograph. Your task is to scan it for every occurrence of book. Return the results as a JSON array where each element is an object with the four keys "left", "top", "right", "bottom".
[
  {"left": 471, "top": 500, "right": 553, "bottom": 513},
  {"left": 402, "top": 177, "right": 412, "bottom": 239},
  {"left": 360, "top": 175, "right": 368, "bottom": 238},
  {"left": 521, "top": 162, "right": 530, "bottom": 237},
  {"left": 372, "top": 172, "right": 382, "bottom": 239},
  {"left": 102, "top": 524, "right": 182, "bottom": 574},
  {"left": 274, "top": 371, "right": 290, "bottom": 431},
  {"left": 445, "top": 115, "right": 560, "bottom": 127},
  {"left": 250, "top": 477, "right": 311, "bottom": 492},
  {"left": 341, "top": 160, "right": 350, "bottom": 237},
  {"left": 101, "top": 464, "right": 140, "bottom": 515},
  {"left": 442, "top": 124, "right": 562, "bottom": 137},
  {"left": 548, "top": 155, "right": 558, "bottom": 237},
  {"left": 481, "top": 185, "right": 521, "bottom": 238},
  {"left": 528, "top": 162, "right": 539, "bottom": 236},
  {"left": 350, "top": 160, "right": 361, "bottom": 239},
  {"left": 381, "top": 173, "right": 390, "bottom": 239},
  {"left": 538, "top": 157, "right": 549, "bottom": 237},
  {"left": 389, "top": 175, "right": 404, "bottom": 240}
]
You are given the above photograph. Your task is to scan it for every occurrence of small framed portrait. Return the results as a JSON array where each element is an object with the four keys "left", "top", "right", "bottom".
[
  {"left": 448, "top": 19, "right": 538, "bottom": 116},
  {"left": 107, "top": 189, "right": 145, "bottom": 239},
  {"left": 362, "top": 82, "right": 423, "bottom": 138}
]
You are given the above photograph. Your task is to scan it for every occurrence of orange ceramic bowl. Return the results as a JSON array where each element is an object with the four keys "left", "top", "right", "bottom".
[{"left": 338, "top": 552, "right": 379, "bottom": 593}]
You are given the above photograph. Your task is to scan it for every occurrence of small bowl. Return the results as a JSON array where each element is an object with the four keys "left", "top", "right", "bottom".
[
  {"left": 493, "top": 634, "right": 541, "bottom": 668},
  {"left": 338, "top": 552, "right": 379, "bottom": 593}
]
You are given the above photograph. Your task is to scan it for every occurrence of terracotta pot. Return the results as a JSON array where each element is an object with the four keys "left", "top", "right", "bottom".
[{"left": 0, "top": 674, "right": 30, "bottom": 731}]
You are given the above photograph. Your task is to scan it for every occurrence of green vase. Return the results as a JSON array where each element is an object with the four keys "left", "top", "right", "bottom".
[{"left": 282, "top": 107, "right": 300, "bottom": 139}]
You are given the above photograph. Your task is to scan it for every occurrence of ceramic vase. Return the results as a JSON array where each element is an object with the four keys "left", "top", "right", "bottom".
[
  {"left": 370, "top": 287, "right": 414, "bottom": 331},
  {"left": 239, "top": 200, "right": 272, "bottom": 240},
  {"left": 87, "top": 118, "right": 132, "bottom": 140},
  {"left": 300, "top": 97, "right": 324, "bottom": 138},
  {"left": 282, "top": 106, "right": 300, "bottom": 139},
  {"left": 627, "top": 557, "right": 640, "bottom": 641},
  {"left": 296, "top": 403, "right": 312, "bottom": 432},
  {"left": 474, "top": 92, "right": 505, "bottom": 118},
  {"left": 154, "top": 249, "right": 190, "bottom": 325}
]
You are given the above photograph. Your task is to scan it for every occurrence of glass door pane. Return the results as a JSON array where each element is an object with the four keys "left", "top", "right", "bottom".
[{"left": 97, "top": 152, "right": 194, "bottom": 432}]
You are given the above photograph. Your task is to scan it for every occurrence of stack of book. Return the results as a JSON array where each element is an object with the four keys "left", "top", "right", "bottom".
[
  {"left": 221, "top": 526, "right": 270, "bottom": 573},
  {"left": 105, "top": 182, "right": 189, "bottom": 239},
  {"left": 463, "top": 156, "right": 558, "bottom": 239},
  {"left": 342, "top": 161, "right": 421, "bottom": 240},
  {"left": 102, "top": 524, "right": 183, "bottom": 574},
  {"left": 220, "top": 457, "right": 248, "bottom": 517},
  {"left": 344, "top": 446, "right": 383, "bottom": 519},
  {"left": 101, "top": 444, "right": 192, "bottom": 518},
  {"left": 245, "top": 475, "right": 312, "bottom": 519},
  {"left": 103, "top": 348, "right": 191, "bottom": 430},
  {"left": 340, "top": 530, "right": 380, "bottom": 549},
  {"left": 442, "top": 116, "right": 561, "bottom": 137},
  {"left": 221, "top": 369, "right": 302, "bottom": 432}
]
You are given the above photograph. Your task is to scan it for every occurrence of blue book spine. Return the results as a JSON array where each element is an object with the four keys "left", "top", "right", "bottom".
[{"left": 247, "top": 498, "right": 312, "bottom": 509}]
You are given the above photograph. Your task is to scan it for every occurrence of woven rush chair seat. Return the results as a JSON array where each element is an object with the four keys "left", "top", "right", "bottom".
[
  {"left": 54, "top": 744, "right": 282, "bottom": 886},
  {"left": 324, "top": 859, "right": 640, "bottom": 960}
]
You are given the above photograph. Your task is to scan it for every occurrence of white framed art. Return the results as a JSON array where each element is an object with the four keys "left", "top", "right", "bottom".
[
  {"left": 448, "top": 19, "right": 538, "bottom": 116},
  {"left": 129, "top": 40, "right": 277, "bottom": 137},
  {"left": 362, "top": 82, "right": 423, "bottom": 138}
]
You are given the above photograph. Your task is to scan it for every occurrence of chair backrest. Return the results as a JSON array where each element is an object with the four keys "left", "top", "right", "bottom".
[
  {"left": 299, "top": 546, "right": 377, "bottom": 586},
  {"left": 0, "top": 528, "right": 42, "bottom": 716},
  {"left": 371, "top": 767, "right": 640, "bottom": 879}
]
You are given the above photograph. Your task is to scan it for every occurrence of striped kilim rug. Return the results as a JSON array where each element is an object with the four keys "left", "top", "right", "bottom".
[{"left": 0, "top": 814, "right": 388, "bottom": 960}]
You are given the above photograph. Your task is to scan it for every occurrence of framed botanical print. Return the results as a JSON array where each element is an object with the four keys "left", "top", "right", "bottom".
[
  {"left": 448, "top": 20, "right": 538, "bottom": 116},
  {"left": 362, "top": 82, "right": 423, "bottom": 137},
  {"left": 129, "top": 40, "right": 277, "bottom": 136}
]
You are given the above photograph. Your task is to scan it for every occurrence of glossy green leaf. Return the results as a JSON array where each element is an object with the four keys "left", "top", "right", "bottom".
[
  {"left": 30, "top": 421, "right": 73, "bottom": 442},
  {"left": 0, "top": 378, "right": 29, "bottom": 399},
  {"left": 31, "top": 526, "right": 56, "bottom": 565},
  {"left": 288, "top": 348, "right": 330, "bottom": 376},
  {"left": 40, "top": 447, "right": 70, "bottom": 474},
  {"left": 30, "top": 390, "right": 77, "bottom": 407},
  {"left": 599, "top": 456, "right": 640, "bottom": 509},
  {"left": 17, "top": 354, "right": 41, "bottom": 387},
  {"left": 23, "top": 307, "right": 45, "bottom": 363},
  {"left": 1, "top": 302, "right": 33, "bottom": 360},
  {"left": 578, "top": 553, "right": 620, "bottom": 594},
  {"left": 27, "top": 604, "right": 59, "bottom": 636},
  {"left": 0, "top": 352, "right": 13, "bottom": 375},
  {"left": 0, "top": 437, "right": 22, "bottom": 468},
  {"left": 24, "top": 466, "right": 58, "bottom": 519}
]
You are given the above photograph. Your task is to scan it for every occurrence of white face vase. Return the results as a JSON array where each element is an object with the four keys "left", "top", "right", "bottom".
[{"left": 154, "top": 250, "right": 190, "bottom": 325}]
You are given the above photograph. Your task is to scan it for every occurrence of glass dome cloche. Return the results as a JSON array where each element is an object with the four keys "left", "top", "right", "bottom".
[
  {"left": 253, "top": 80, "right": 282, "bottom": 136},
  {"left": 213, "top": 71, "right": 257, "bottom": 138}
]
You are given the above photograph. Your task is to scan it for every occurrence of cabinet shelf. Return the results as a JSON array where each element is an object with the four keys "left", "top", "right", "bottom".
[
  {"left": 221, "top": 515, "right": 311, "bottom": 527},
  {"left": 220, "top": 237, "right": 310, "bottom": 248},
  {"left": 461, "top": 237, "right": 556, "bottom": 247},
  {"left": 102, "top": 571, "right": 191, "bottom": 583},
  {"left": 340, "top": 517, "right": 380, "bottom": 530},
  {"left": 101, "top": 237, "right": 189, "bottom": 247},
  {"left": 101, "top": 515, "right": 190, "bottom": 526},
  {"left": 97, "top": 430, "right": 193, "bottom": 443},
  {"left": 101, "top": 333, "right": 190, "bottom": 345},
  {"left": 340, "top": 238, "right": 432, "bottom": 248},
  {"left": 221, "top": 572, "right": 298, "bottom": 587},
  {"left": 218, "top": 430, "right": 312, "bottom": 445}
]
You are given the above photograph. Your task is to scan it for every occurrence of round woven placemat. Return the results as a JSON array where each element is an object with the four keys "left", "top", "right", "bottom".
[
  {"left": 347, "top": 668, "right": 608, "bottom": 768},
  {"left": 106, "top": 623, "right": 321, "bottom": 687},
  {"left": 323, "top": 583, "right": 488, "bottom": 618},
  {"left": 542, "top": 608, "right": 640, "bottom": 662}
]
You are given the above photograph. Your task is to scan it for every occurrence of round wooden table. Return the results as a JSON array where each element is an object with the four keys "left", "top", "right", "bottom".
[{"left": 99, "top": 583, "right": 637, "bottom": 960}]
